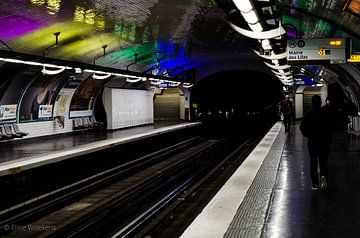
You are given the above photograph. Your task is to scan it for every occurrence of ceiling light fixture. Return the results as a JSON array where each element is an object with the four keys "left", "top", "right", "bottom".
[
  {"left": 183, "top": 82, "right": 194, "bottom": 88},
  {"left": 126, "top": 77, "right": 142, "bottom": 83},
  {"left": 41, "top": 66, "right": 66, "bottom": 75},
  {"left": 92, "top": 72, "right": 112, "bottom": 80},
  {"left": 233, "top": 0, "right": 253, "bottom": 12}
]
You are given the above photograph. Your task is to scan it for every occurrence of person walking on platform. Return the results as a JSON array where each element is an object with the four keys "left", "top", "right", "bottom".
[
  {"left": 300, "top": 95, "right": 334, "bottom": 190},
  {"left": 280, "top": 95, "right": 293, "bottom": 132}
]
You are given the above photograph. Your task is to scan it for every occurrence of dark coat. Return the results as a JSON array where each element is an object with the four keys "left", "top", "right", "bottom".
[
  {"left": 300, "top": 106, "right": 334, "bottom": 144},
  {"left": 280, "top": 100, "right": 293, "bottom": 116}
]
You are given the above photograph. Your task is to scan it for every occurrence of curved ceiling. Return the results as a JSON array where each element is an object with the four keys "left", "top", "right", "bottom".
[
  {"left": 0, "top": 0, "right": 360, "bottom": 81},
  {"left": 279, "top": 0, "right": 360, "bottom": 38}
]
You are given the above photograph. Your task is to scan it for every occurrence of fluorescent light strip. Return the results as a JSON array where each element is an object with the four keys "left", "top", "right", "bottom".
[
  {"left": 126, "top": 77, "right": 142, "bottom": 83},
  {"left": 261, "top": 39, "right": 272, "bottom": 50},
  {"left": 112, "top": 73, "right": 139, "bottom": 79},
  {"left": 149, "top": 78, "right": 160, "bottom": 81},
  {"left": 83, "top": 69, "right": 109, "bottom": 74},
  {"left": 0, "top": 57, "right": 176, "bottom": 83},
  {"left": 183, "top": 83, "right": 194, "bottom": 88},
  {"left": 92, "top": 73, "right": 112, "bottom": 80},
  {"left": 42, "top": 63, "right": 71, "bottom": 69},
  {"left": 41, "top": 66, "right": 66, "bottom": 75},
  {"left": 271, "top": 70, "right": 292, "bottom": 76},
  {"left": 242, "top": 10, "right": 259, "bottom": 24},
  {"left": 0, "top": 57, "right": 72, "bottom": 69},
  {"left": 277, "top": 75, "right": 293, "bottom": 80},
  {"left": 151, "top": 80, "right": 162, "bottom": 85},
  {"left": 264, "top": 62, "right": 291, "bottom": 70},
  {"left": 248, "top": 22, "right": 263, "bottom": 32},
  {"left": 233, "top": 0, "right": 253, "bottom": 12}
]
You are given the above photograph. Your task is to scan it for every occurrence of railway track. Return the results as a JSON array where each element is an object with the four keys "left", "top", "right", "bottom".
[{"left": 0, "top": 135, "right": 256, "bottom": 238}]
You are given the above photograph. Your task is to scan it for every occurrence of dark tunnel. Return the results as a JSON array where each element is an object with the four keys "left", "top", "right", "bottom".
[{"left": 191, "top": 70, "right": 283, "bottom": 134}]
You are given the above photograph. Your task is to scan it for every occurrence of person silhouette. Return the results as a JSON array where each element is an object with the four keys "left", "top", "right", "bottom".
[
  {"left": 280, "top": 95, "right": 293, "bottom": 132},
  {"left": 300, "top": 95, "right": 335, "bottom": 190}
]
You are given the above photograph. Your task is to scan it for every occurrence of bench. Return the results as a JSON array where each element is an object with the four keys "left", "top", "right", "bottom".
[
  {"left": 0, "top": 124, "right": 29, "bottom": 140},
  {"left": 73, "top": 116, "right": 103, "bottom": 130}
]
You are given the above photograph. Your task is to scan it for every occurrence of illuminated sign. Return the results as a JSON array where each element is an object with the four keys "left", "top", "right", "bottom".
[
  {"left": 294, "top": 77, "right": 315, "bottom": 86},
  {"left": 348, "top": 54, "right": 360, "bottom": 62},
  {"left": 0, "top": 104, "right": 17, "bottom": 120},
  {"left": 287, "top": 38, "right": 347, "bottom": 64},
  {"left": 318, "top": 49, "right": 331, "bottom": 56},
  {"left": 38, "top": 105, "right": 53, "bottom": 118}
]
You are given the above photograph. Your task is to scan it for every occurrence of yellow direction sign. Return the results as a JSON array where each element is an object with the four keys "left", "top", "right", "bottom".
[{"left": 348, "top": 54, "right": 360, "bottom": 62}]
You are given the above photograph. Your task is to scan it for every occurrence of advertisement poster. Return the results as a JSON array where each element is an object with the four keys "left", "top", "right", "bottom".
[
  {"left": 19, "top": 72, "right": 70, "bottom": 121},
  {"left": 56, "top": 94, "right": 70, "bottom": 116},
  {"left": 0, "top": 104, "right": 17, "bottom": 120},
  {"left": 38, "top": 105, "right": 53, "bottom": 118},
  {"left": 70, "top": 76, "right": 112, "bottom": 116}
]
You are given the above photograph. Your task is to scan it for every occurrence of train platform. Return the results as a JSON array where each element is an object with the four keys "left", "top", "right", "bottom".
[
  {"left": 181, "top": 121, "right": 360, "bottom": 238},
  {"left": 0, "top": 121, "right": 200, "bottom": 177}
]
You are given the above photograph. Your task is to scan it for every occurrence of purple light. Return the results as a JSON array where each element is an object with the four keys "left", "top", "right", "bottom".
[
  {"left": 0, "top": 14, "right": 45, "bottom": 40},
  {"left": 287, "top": 30, "right": 297, "bottom": 39}
]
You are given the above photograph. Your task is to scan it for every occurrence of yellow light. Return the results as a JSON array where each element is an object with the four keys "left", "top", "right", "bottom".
[
  {"left": 318, "top": 49, "right": 326, "bottom": 56},
  {"left": 348, "top": 54, "right": 360, "bottom": 62},
  {"left": 12, "top": 22, "right": 93, "bottom": 52},
  {"left": 85, "top": 9, "right": 96, "bottom": 25},
  {"left": 31, "top": 0, "right": 46, "bottom": 5},
  {"left": 47, "top": 0, "right": 61, "bottom": 14},
  {"left": 330, "top": 40, "right": 342, "bottom": 46},
  {"left": 56, "top": 34, "right": 118, "bottom": 60},
  {"left": 74, "top": 6, "right": 85, "bottom": 23}
]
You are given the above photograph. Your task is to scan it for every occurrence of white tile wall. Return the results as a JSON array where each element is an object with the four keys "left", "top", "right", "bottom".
[{"left": 17, "top": 119, "right": 74, "bottom": 140}]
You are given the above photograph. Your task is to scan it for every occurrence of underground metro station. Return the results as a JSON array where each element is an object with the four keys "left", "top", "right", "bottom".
[{"left": 0, "top": 0, "right": 360, "bottom": 237}]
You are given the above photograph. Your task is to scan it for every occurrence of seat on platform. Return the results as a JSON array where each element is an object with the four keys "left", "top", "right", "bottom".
[
  {"left": 0, "top": 125, "right": 13, "bottom": 140},
  {"left": 1, "top": 124, "right": 22, "bottom": 138},
  {"left": 82, "top": 117, "right": 90, "bottom": 127},
  {"left": 12, "top": 124, "right": 29, "bottom": 136},
  {"left": 89, "top": 116, "right": 103, "bottom": 128},
  {"left": 73, "top": 116, "right": 103, "bottom": 130}
]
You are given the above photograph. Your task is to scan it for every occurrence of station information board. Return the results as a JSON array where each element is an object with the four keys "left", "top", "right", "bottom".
[{"left": 287, "top": 38, "right": 347, "bottom": 64}]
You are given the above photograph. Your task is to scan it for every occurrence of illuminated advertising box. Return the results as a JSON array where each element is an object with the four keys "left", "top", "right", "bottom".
[{"left": 0, "top": 104, "right": 17, "bottom": 120}]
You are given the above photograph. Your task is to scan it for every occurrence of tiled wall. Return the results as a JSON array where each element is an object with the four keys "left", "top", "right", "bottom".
[{"left": 17, "top": 119, "right": 74, "bottom": 139}]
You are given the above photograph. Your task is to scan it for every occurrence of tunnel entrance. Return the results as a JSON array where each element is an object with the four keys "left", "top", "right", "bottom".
[
  {"left": 153, "top": 88, "right": 185, "bottom": 121},
  {"left": 191, "top": 70, "right": 282, "bottom": 133}
]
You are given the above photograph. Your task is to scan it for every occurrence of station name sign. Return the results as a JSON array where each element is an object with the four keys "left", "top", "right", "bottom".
[{"left": 287, "top": 38, "right": 347, "bottom": 64}]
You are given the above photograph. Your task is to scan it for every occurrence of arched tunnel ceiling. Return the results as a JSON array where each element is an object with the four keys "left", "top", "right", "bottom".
[
  {"left": 279, "top": 0, "right": 360, "bottom": 40},
  {"left": 0, "top": 0, "right": 359, "bottom": 81},
  {"left": 1, "top": 0, "right": 262, "bottom": 80}
]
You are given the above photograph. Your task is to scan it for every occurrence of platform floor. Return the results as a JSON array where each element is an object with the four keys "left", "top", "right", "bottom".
[
  {"left": 181, "top": 121, "right": 360, "bottom": 238},
  {"left": 0, "top": 121, "right": 199, "bottom": 176},
  {"left": 0, "top": 121, "right": 183, "bottom": 163}
]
